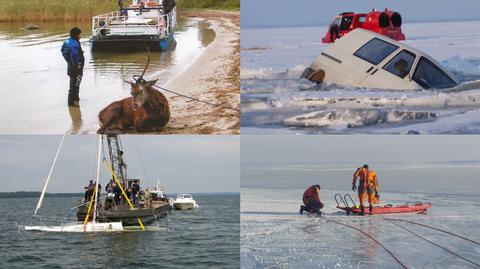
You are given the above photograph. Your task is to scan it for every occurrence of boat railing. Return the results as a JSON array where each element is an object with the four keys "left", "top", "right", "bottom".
[{"left": 91, "top": 7, "right": 177, "bottom": 38}]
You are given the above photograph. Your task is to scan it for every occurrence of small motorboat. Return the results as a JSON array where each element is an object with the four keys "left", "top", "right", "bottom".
[
  {"left": 335, "top": 193, "right": 432, "bottom": 215},
  {"left": 322, "top": 9, "right": 405, "bottom": 43},
  {"left": 173, "top": 194, "right": 199, "bottom": 210}
]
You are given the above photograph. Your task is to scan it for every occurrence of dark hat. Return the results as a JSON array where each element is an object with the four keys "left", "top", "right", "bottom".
[
  {"left": 363, "top": 164, "right": 369, "bottom": 169},
  {"left": 314, "top": 184, "right": 321, "bottom": 190}
]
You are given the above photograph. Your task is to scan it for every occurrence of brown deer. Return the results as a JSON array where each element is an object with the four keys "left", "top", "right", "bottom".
[{"left": 97, "top": 51, "right": 170, "bottom": 134}]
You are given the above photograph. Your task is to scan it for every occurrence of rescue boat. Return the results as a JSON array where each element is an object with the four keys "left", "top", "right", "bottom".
[{"left": 323, "top": 9, "right": 405, "bottom": 43}]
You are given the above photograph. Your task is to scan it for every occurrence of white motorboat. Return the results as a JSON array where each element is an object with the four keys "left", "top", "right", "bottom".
[{"left": 173, "top": 194, "right": 199, "bottom": 210}]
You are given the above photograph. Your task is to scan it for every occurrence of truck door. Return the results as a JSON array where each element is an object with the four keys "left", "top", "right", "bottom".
[{"left": 361, "top": 49, "right": 419, "bottom": 90}]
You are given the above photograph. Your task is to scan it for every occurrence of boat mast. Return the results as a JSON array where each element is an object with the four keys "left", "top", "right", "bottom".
[
  {"left": 92, "top": 135, "right": 103, "bottom": 224},
  {"left": 106, "top": 135, "right": 127, "bottom": 190},
  {"left": 34, "top": 132, "right": 68, "bottom": 216}
]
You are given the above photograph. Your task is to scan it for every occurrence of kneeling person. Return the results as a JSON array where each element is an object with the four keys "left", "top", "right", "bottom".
[{"left": 300, "top": 184, "right": 324, "bottom": 215}]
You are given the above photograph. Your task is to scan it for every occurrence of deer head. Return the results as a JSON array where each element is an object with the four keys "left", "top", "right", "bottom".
[{"left": 127, "top": 48, "right": 158, "bottom": 111}]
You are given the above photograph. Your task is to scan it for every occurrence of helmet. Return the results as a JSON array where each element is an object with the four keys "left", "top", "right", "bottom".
[{"left": 363, "top": 164, "right": 369, "bottom": 169}]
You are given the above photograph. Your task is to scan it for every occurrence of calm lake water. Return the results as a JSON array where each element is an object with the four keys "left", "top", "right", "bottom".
[
  {"left": 0, "top": 17, "right": 215, "bottom": 134},
  {"left": 0, "top": 194, "right": 239, "bottom": 269}
]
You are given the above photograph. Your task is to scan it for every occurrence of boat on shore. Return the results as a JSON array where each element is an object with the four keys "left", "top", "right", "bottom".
[
  {"left": 173, "top": 194, "right": 199, "bottom": 210},
  {"left": 90, "top": 0, "right": 177, "bottom": 51}
]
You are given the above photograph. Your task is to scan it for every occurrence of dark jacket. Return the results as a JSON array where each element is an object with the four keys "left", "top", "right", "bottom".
[{"left": 61, "top": 37, "right": 85, "bottom": 75}]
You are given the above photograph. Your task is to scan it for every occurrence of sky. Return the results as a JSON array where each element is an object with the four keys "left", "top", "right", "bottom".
[
  {"left": 0, "top": 135, "right": 239, "bottom": 193},
  {"left": 241, "top": 0, "right": 480, "bottom": 28},
  {"left": 241, "top": 136, "right": 480, "bottom": 193},
  {"left": 241, "top": 135, "right": 480, "bottom": 165}
]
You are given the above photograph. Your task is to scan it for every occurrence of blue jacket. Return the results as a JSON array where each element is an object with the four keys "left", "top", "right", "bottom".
[{"left": 61, "top": 37, "right": 84, "bottom": 66}]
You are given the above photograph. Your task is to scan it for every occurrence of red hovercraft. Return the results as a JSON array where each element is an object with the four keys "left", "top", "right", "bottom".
[{"left": 322, "top": 9, "right": 406, "bottom": 43}]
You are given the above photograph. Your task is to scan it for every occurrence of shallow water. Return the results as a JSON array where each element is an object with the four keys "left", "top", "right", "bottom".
[
  {"left": 0, "top": 194, "right": 239, "bottom": 269},
  {"left": 241, "top": 163, "right": 480, "bottom": 268},
  {"left": 0, "top": 17, "right": 215, "bottom": 134},
  {"left": 241, "top": 21, "right": 480, "bottom": 134}
]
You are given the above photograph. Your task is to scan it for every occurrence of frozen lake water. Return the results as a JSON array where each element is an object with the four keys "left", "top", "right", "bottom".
[
  {"left": 241, "top": 21, "right": 480, "bottom": 134},
  {"left": 241, "top": 162, "right": 480, "bottom": 268}
]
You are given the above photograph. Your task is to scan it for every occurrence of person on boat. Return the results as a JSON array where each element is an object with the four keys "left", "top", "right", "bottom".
[
  {"left": 300, "top": 185, "right": 324, "bottom": 215},
  {"left": 85, "top": 180, "right": 95, "bottom": 201},
  {"left": 352, "top": 164, "right": 380, "bottom": 215},
  {"left": 61, "top": 27, "right": 85, "bottom": 107},
  {"left": 113, "top": 183, "right": 121, "bottom": 205},
  {"left": 132, "top": 181, "right": 140, "bottom": 204}
]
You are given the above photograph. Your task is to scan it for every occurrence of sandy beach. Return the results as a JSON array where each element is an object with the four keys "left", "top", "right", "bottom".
[{"left": 160, "top": 10, "right": 240, "bottom": 134}]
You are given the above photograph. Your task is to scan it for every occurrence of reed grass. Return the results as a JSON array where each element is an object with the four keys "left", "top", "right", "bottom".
[{"left": 0, "top": 0, "right": 239, "bottom": 22}]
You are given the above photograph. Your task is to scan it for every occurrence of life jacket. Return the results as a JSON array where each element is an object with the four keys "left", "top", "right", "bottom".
[
  {"left": 303, "top": 185, "right": 320, "bottom": 205},
  {"left": 366, "top": 170, "right": 377, "bottom": 188}
]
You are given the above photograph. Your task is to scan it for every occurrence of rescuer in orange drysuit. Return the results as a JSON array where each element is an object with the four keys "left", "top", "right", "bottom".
[
  {"left": 352, "top": 164, "right": 380, "bottom": 215},
  {"left": 300, "top": 185, "right": 324, "bottom": 215}
]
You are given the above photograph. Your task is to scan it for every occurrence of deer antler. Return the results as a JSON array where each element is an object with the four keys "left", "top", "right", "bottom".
[{"left": 138, "top": 47, "right": 151, "bottom": 82}]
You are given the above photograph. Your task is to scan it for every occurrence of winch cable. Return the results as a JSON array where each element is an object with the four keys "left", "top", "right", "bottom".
[
  {"left": 132, "top": 75, "right": 240, "bottom": 112},
  {"left": 153, "top": 84, "right": 240, "bottom": 112},
  {"left": 318, "top": 215, "right": 409, "bottom": 269},
  {"left": 384, "top": 218, "right": 480, "bottom": 246},
  {"left": 385, "top": 218, "right": 480, "bottom": 267}
]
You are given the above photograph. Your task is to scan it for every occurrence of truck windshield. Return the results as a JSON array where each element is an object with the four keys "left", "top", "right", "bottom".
[
  {"left": 353, "top": 38, "right": 398, "bottom": 65},
  {"left": 413, "top": 57, "right": 457, "bottom": 89}
]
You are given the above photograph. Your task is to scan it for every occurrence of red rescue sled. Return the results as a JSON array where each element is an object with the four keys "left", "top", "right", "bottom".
[
  {"left": 337, "top": 203, "right": 432, "bottom": 215},
  {"left": 322, "top": 9, "right": 406, "bottom": 43},
  {"left": 335, "top": 194, "right": 431, "bottom": 215}
]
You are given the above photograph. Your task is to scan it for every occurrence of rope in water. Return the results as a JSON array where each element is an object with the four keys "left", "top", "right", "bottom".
[
  {"left": 386, "top": 220, "right": 480, "bottom": 267},
  {"left": 384, "top": 218, "right": 480, "bottom": 246},
  {"left": 320, "top": 216, "right": 409, "bottom": 269}
]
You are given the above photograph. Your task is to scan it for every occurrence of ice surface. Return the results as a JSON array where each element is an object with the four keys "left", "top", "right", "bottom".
[
  {"left": 241, "top": 21, "right": 480, "bottom": 134},
  {"left": 241, "top": 188, "right": 480, "bottom": 268}
]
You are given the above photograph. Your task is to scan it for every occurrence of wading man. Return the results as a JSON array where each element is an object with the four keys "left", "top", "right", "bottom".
[
  {"left": 61, "top": 27, "right": 85, "bottom": 107},
  {"left": 300, "top": 184, "right": 324, "bottom": 215}
]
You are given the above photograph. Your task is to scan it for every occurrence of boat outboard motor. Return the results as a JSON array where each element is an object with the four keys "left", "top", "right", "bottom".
[
  {"left": 391, "top": 12, "right": 402, "bottom": 27},
  {"left": 162, "top": 0, "right": 176, "bottom": 14},
  {"left": 379, "top": 12, "right": 390, "bottom": 28}
]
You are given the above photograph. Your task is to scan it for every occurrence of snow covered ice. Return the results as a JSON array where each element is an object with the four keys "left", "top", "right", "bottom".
[{"left": 241, "top": 21, "right": 480, "bottom": 134}]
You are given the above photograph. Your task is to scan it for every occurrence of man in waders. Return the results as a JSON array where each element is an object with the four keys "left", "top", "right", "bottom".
[
  {"left": 352, "top": 164, "right": 380, "bottom": 215},
  {"left": 61, "top": 27, "right": 85, "bottom": 107},
  {"left": 300, "top": 185, "right": 324, "bottom": 215}
]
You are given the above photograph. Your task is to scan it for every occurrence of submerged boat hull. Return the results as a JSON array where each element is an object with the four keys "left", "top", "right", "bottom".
[
  {"left": 24, "top": 222, "right": 123, "bottom": 233},
  {"left": 77, "top": 202, "right": 171, "bottom": 226},
  {"left": 337, "top": 203, "right": 431, "bottom": 215}
]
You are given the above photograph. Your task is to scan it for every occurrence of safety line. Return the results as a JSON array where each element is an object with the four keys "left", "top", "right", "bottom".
[
  {"left": 153, "top": 84, "right": 240, "bottom": 112},
  {"left": 386, "top": 220, "right": 480, "bottom": 267},
  {"left": 104, "top": 159, "right": 145, "bottom": 230},
  {"left": 320, "top": 216, "right": 409, "bottom": 269},
  {"left": 385, "top": 218, "right": 480, "bottom": 246}
]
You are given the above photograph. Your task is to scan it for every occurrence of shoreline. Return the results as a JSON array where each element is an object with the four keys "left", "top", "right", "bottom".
[{"left": 160, "top": 10, "right": 240, "bottom": 134}]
